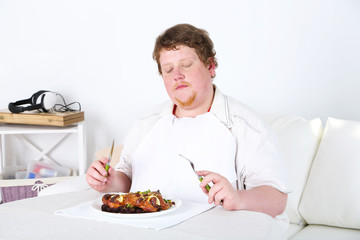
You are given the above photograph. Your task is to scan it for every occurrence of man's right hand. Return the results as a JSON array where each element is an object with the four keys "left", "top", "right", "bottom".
[{"left": 86, "top": 157, "right": 114, "bottom": 192}]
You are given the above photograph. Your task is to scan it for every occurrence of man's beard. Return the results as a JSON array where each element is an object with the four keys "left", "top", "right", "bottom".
[{"left": 175, "top": 92, "right": 197, "bottom": 108}]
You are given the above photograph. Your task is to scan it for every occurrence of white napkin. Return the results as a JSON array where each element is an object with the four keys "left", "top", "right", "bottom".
[
  {"left": 55, "top": 199, "right": 214, "bottom": 231},
  {"left": 129, "top": 113, "right": 237, "bottom": 204}
]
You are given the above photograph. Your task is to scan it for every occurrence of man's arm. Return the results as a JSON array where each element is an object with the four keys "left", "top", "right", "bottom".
[
  {"left": 105, "top": 170, "right": 132, "bottom": 193},
  {"left": 235, "top": 186, "right": 287, "bottom": 218}
]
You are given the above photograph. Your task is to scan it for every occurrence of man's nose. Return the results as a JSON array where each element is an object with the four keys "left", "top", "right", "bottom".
[{"left": 173, "top": 68, "right": 184, "bottom": 81}]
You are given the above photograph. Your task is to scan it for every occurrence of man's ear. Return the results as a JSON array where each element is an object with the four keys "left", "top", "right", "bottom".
[{"left": 208, "top": 58, "right": 216, "bottom": 78}]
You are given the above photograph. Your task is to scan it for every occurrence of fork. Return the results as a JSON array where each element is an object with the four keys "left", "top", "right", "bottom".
[{"left": 178, "top": 154, "right": 211, "bottom": 192}]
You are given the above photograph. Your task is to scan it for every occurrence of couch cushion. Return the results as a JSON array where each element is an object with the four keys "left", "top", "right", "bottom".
[
  {"left": 299, "top": 117, "right": 360, "bottom": 229},
  {"left": 262, "top": 114, "right": 323, "bottom": 225},
  {"left": 289, "top": 225, "right": 360, "bottom": 240}
]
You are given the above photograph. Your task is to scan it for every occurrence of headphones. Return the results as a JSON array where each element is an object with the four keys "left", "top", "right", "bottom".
[{"left": 8, "top": 90, "right": 57, "bottom": 113}]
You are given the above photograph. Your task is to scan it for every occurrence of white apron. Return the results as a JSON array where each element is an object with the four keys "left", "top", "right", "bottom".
[{"left": 130, "top": 112, "right": 237, "bottom": 203}]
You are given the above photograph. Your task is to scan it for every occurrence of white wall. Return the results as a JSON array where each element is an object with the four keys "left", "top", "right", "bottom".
[{"left": 1, "top": 0, "right": 359, "bottom": 171}]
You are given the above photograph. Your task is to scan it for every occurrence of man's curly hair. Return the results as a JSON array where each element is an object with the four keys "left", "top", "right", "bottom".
[{"left": 153, "top": 23, "right": 218, "bottom": 77}]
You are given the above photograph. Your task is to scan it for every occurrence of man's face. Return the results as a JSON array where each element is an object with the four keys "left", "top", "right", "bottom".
[{"left": 159, "top": 45, "right": 215, "bottom": 110}]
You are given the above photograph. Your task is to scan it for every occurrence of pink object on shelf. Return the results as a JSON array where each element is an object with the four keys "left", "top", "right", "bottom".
[{"left": 0, "top": 180, "right": 54, "bottom": 203}]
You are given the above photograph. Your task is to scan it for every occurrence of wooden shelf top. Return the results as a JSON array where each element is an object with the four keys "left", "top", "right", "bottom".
[{"left": 0, "top": 109, "right": 84, "bottom": 127}]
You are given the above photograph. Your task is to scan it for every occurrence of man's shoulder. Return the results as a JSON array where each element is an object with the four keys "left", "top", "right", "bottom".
[
  {"left": 224, "top": 94, "right": 269, "bottom": 134},
  {"left": 122, "top": 100, "right": 172, "bottom": 155},
  {"left": 138, "top": 100, "right": 172, "bottom": 121},
  {"left": 129, "top": 100, "right": 172, "bottom": 131},
  {"left": 226, "top": 95, "right": 258, "bottom": 119}
]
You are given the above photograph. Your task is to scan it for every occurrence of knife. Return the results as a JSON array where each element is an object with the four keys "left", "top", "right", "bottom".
[{"left": 105, "top": 140, "right": 115, "bottom": 177}]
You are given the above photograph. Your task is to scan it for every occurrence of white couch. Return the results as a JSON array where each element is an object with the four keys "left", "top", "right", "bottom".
[
  {"left": 262, "top": 115, "right": 360, "bottom": 239},
  {"left": 40, "top": 115, "right": 360, "bottom": 239}
]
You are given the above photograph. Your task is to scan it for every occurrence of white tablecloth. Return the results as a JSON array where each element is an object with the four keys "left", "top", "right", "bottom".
[{"left": 0, "top": 189, "right": 286, "bottom": 240}]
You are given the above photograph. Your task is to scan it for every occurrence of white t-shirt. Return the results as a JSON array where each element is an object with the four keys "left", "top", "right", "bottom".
[
  {"left": 116, "top": 86, "right": 290, "bottom": 229},
  {"left": 116, "top": 87, "right": 289, "bottom": 195}
]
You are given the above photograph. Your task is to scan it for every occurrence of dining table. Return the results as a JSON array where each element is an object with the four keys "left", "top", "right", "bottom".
[{"left": 0, "top": 188, "right": 286, "bottom": 240}]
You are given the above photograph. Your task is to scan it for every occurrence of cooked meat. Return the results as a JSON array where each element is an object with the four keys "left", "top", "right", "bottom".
[{"left": 101, "top": 190, "right": 174, "bottom": 214}]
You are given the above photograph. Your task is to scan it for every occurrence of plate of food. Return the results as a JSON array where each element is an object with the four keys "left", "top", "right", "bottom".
[{"left": 91, "top": 190, "right": 182, "bottom": 218}]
